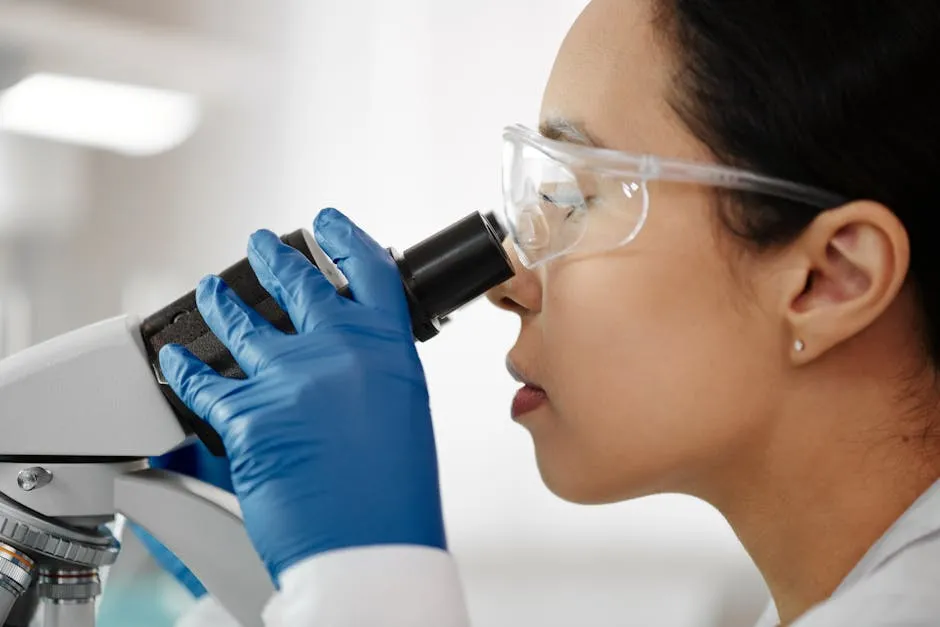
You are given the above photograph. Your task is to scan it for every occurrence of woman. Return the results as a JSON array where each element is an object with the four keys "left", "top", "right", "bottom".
[{"left": 146, "top": 0, "right": 940, "bottom": 625}]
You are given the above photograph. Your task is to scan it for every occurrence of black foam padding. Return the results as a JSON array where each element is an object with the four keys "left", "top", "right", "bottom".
[{"left": 140, "top": 230, "right": 315, "bottom": 455}]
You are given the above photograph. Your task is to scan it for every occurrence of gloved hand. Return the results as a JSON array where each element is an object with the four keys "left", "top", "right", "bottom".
[
  {"left": 158, "top": 208, "right": 447, "bottom": 585},
  {"left": 130, "top": 440, "right": 234, "bottom": 597}
]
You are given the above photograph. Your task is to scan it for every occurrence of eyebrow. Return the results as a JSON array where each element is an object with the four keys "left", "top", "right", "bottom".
[{"left": 538, "top": 118, "right": 601, "bottom": 147}]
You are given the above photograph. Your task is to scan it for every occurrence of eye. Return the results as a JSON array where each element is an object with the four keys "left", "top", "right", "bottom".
[{"left": 539, "top": 189, "right": 592, "bottom": 220}]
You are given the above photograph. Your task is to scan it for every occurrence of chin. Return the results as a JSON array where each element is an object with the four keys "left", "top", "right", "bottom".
[
  {"left": 533, "top": 445, "right": 670, "bottom": 506},
  {"left": 535, "top": 456, "right": 627, "bottom": 505}
]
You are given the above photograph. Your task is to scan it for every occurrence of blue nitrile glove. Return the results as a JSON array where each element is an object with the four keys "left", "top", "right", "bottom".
[
  {"left": 157, "top": 207, "right": 447, "bottom": 585},
  {"left": 130, "top": 441, "right": 235, "bottom": 597}
]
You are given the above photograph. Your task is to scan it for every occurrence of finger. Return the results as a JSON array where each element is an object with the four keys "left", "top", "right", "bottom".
[
  {"left": 313, "top": 208, "right": 409, "bottom": 320},
  {"left": 196, "top": 275, "right": 278, "bottom": 377},
  {"left": 148, "top": 442, "right": 199, "bottom": 474},
  {"left": 247, "top": 228, "right": 349, "bottom": 334},
  {"left": 193, "top": 443, "right": 235, "bottom": 493},
  {"left": 159, "top": 344, "right": 239, "bottom": 437},
  {"left": 149, "top": 441, "right": 233, "bottom": 493}
]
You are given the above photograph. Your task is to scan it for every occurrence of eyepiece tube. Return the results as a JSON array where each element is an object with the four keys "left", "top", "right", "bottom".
[
  {"left": 140, "top": 210, "right": 515, "bottom": 455},
  {"left": 482, "top": 210, "right": 507, "bottom": 241},
  {"left": 393, "top": 211, "right": 513, "bottom": 341}
]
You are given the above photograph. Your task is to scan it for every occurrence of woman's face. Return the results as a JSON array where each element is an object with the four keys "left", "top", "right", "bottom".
[{"left": 489, "top": 0, "right": 789, "bottom": 504}]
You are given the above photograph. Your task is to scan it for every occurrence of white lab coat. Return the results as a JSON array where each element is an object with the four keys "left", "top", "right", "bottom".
[
  {"left": 177, "top": 546, "right": 471, "bottom": 627},
  {"left": 181, "top": 478, "right": 940, "bottom": 627},
  {"left": 753, "top": 478, "right": 940, "bottom": 627}
]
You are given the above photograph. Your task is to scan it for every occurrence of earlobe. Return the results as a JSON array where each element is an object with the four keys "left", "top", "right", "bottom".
[{"left": 785, "top": 201, "right": 910, "bottom": 363}]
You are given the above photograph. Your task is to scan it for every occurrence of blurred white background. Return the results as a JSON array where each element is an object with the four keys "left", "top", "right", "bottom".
[{"left": 0, "top": 1, "right": 769, "bottom": 625}]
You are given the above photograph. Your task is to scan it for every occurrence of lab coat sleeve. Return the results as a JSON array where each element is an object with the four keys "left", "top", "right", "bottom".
[
  {"left": 175, "top": 596, "right": 242, "bottom": 627},
  {"left": 261, "top": 545, "right": 472, "bottom": 627}
]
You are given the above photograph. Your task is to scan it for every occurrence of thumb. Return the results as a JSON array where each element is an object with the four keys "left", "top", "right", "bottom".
[{"left": 313, "top": 208, "right": 410, "bottom": 321}]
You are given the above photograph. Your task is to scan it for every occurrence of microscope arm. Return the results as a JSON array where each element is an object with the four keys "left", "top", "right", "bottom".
[{"left": 114, "top": 469, "right": 275, "bottom": 627}]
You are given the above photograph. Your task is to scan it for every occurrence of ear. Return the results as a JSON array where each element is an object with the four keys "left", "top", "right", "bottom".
[{"left": 783, "top": 200, "right": 910, "bottom": 363}]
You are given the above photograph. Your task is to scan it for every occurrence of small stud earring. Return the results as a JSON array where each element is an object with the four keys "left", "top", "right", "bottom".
[{"left": 794, "top": 339, "right": 805, "bottom": 352}]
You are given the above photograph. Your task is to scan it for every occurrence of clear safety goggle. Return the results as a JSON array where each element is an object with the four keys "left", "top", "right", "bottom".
[{"left": 500, "top": 123, "right": 847, "bottom": 268}]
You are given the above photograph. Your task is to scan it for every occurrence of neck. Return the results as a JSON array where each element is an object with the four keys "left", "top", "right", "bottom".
[{"left": 703, "top": 384, "right": 940, "bottom": 625}]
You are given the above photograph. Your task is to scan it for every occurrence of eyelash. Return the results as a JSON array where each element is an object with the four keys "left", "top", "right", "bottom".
[{"left": 540, "top": 193, "right": 595, "bottom": 219}]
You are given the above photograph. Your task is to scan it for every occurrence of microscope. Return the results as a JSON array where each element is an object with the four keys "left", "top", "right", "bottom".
[{"left": 0, "top": 212, "right": 513, "bottom": 627}]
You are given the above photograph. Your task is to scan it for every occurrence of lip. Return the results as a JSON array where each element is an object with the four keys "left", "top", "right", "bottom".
[
  {"left": 511, "top": 385, "right": 548, "bottom": 419},
  {"left": 505, "top": 356, "right": 542, "bottom": 389},
  {"left": 506, "top": 356, "right": 548, "bottom": 419}
]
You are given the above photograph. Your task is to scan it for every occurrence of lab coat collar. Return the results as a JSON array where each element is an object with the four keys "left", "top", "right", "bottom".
[
  {"left": 834, "top": 476, "right": 940, "bottom": 591},
  {"left": 754, "top": 477, "right": 940, "bottom": 627}
]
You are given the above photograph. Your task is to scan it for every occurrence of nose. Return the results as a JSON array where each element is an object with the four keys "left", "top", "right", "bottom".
[{"left": 485, "top": 240, "right": 542, "bottom": 316}]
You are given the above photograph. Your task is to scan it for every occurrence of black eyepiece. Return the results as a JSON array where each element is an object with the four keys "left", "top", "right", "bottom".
[
  {"left": 140, "top": 210, "right": 515, "bottom": 454},
  {"left": 393, "top": 211, "right": 514, "bottom": 341}
]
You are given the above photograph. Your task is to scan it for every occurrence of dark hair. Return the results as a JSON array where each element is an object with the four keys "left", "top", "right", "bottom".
[{"left": 656, "top": 1, "right": 940, "bottom": 362}]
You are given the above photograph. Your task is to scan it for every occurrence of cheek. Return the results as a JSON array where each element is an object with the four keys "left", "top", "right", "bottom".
[{"left": 530, "top": 236, "right": 780, "bottom": 502}]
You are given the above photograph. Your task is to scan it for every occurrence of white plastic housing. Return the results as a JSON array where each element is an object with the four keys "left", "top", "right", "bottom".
[
  {"left": 0, "top": 315, "right": 189, "bottom": 457},
  {"left": 115, "top": 469, "right": 274, "bottom": 627}
]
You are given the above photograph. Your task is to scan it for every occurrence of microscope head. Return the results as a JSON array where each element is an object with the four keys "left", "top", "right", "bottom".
[
  {"left": 0, "top": 314, "right": 189, "bottom": 458},
  {"left": 0, "top": 210, "right": 513, "bottom": 460}
]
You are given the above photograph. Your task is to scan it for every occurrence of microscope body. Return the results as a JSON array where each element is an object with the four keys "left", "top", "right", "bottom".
[
  {"left": 0, "top": 314, "right": 274, "bottom": 627},
  {"left": 0, "top": 211, "right": 512, "bottom": 626}
]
